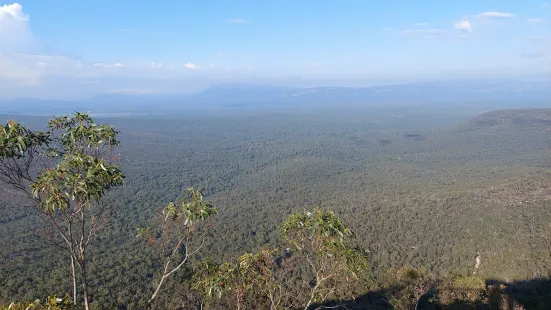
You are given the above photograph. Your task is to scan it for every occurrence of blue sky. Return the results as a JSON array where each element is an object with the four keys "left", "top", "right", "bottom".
[{"left": 0, "top": 0, "right": 550, "bottom": 98}]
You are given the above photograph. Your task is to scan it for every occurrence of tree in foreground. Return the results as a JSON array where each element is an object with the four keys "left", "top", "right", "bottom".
[
  {"left": 194, "top": 208, "right": 369, "bottom": 310},
  {"left": 137, "top": 187, "right": 218, "bottom": 303},
  {"left": 0, "top": 113, "right": 125, "bottom": 310}
]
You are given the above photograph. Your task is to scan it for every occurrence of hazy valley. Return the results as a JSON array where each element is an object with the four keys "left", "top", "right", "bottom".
[{"left": 1, "top": 98, "right": 550, "bottom": 308}]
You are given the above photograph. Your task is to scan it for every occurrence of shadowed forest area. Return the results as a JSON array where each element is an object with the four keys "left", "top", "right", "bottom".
[{"left": 1, "top": 106, "right": 550, "bottom": 309}]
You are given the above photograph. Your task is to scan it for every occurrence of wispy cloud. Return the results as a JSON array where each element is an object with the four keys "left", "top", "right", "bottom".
[
  {"left": 184, "top": 63, "right": 197, "bottom": 69},
  {"left": 227, "top": 18, "right": 247, "bottom": 24},
  {"left": 0, "top": 53, "right": 82, "bottom": 81},
  {"left": 475, "top": 12, "right": 515, "bottom": 18},
  {"left": 93, "top": 62, "right": 125, "bottom": 68},
  {"left": 527, "top": 18, "right": 546, "bottom": 24},
  {"left": 412, "top": 22, "right": 428, "bottom": 26},
  {"left": 455, "top": 11, "right": 515, "bottom": 34},
  {"left": 454, "top": 21, "right": 472, "bottom": 33}
]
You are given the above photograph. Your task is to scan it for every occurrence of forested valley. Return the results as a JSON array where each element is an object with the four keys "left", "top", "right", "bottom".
[{"left": 1, "top": 104, "right": 551, "bottom": 309}]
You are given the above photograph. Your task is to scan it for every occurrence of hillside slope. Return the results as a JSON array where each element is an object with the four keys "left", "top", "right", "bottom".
[{"left": 1, "top": 107, "right": 550, "bottom": 308}]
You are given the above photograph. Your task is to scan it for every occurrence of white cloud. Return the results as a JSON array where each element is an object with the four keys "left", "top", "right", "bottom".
[
  {"left": 0, "top": 52, "right": 224, "bottom": 85},
  {"left": 0, "top": 53, "right": 40, "bottom": 80},
  {"left": 0, "top": 3, "right": 27, "bottom": 21},
  {"left": 475, "top": 12, "right": 515, "bottom": 18},
  {"left": 0, "top": 53, "right": 88, "bottom": 87},
  {"left": 527, "top": 18, "right": 546, "bottom": 24},
  {"left": 2, "top": 53, "right": 79, "bottom": 73},
  {"left": 227, "top": 18, "right": 247, "bottom": 23},
  {"left": 93, "top": 62, "right": 125, "bottom": 68},
  {"left": 185, "top": 62, "right": 197, "bottom": 69},
  {"left": 455, "top": 11, "right": 514, "bottom": 33},
  {"left": 454, "top": 20, "right": 472, "bottom": 33},
  {"left": 0, "top": 3, "right": 33, "bottom": 52}
]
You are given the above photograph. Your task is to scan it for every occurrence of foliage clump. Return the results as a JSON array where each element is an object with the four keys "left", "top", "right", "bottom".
[
  {"left": 0, "top": 113, "right": 124, "bottom": 310},
  {"left": 194, "top": 208, "right": 369, "bottom": 310},
  {"left": 137, "top": 187, "right": 218, "bottom": 303},
  {"left": 1, "top": 295, "right": 72, "bottom": 310},
  {"left": 437, "top": 275, "right": 487, "bottom": 305}
]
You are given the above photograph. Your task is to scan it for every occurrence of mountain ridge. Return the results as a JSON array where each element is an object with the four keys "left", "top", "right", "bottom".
[{"left": 1, "top": 79, "right": 550, "bottom": 115}]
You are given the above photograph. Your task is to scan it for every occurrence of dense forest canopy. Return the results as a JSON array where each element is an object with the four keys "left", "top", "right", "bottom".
[{"left": 1, "top": 105, "right": 550, "bottom": 309}]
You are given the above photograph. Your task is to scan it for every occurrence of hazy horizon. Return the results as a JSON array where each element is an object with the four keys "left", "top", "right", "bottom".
[{"left": 1, "top": 1, "right": 550, "bottom": 99}]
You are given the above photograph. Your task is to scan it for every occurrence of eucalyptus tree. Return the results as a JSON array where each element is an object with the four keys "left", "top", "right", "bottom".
[
  {"left": 137, "top": 187, "right": 218, "bottom": 303},
  {"left": 0, "top": 113, "right": 125, "bottom": 310},
  {"left": 280, "top": 208, "right": 370, "bottom": 309},
  {"left": 195, "top": 208, "right": 370, "bottom": 310}
]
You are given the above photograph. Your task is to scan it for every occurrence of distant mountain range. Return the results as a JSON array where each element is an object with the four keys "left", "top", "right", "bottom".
[{"left": 1, "top": 80, "right": 550, "bottom": 115}]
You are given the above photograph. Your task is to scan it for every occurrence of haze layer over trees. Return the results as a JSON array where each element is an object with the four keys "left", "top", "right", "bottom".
[{"left": 1, "top": 105, "right": 550, "bottom": 309}]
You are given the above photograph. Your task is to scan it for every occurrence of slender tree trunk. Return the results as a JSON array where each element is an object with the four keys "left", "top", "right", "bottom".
[
  {"left": 81, "top": 259, "right": 90, "bottom": 310},
  {"left": 236, "top": 291, "right": 243, "bottom": 310},
  {"left": 80, "top": 209, "right": 90, "bottom": 310},
  {"left": 149, "top": 274, "right": 167, "bottom": 303},
  {"left": 71, "top": 255, "right": 77, "bottom": 305}
]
